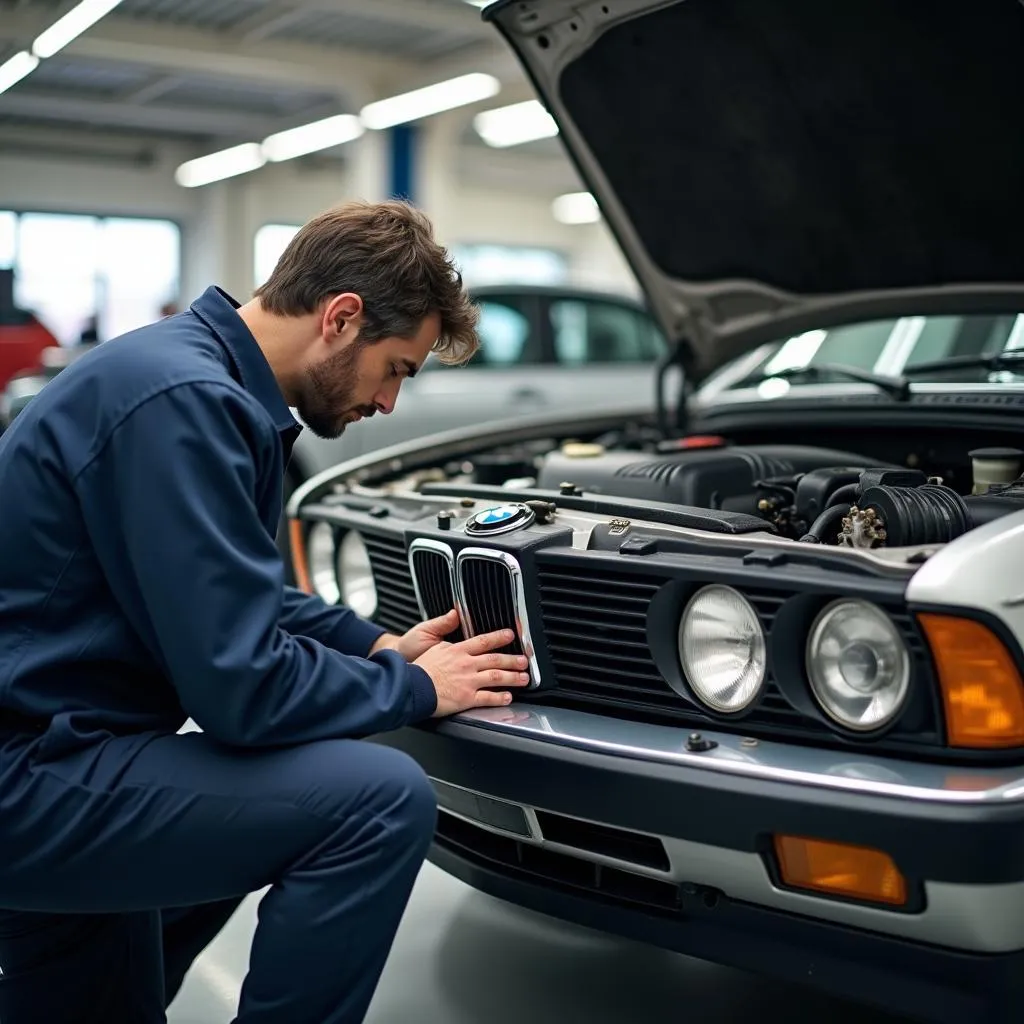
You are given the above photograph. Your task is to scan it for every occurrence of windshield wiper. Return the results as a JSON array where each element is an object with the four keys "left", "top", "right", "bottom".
[
  {"left": 747, "top": 363, "right": 911, "bottom": 400},
  {"left": 901, "top": 350, "right": 1024, "bottom": 377}
]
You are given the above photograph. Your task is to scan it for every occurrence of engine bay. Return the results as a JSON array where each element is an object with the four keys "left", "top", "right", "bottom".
[{"left": 366, "top": 426, "right": 1024, "bottom": 552}]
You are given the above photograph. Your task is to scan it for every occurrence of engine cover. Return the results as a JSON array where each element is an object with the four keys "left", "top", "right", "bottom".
[{"left": 535, "top": 445, "right": 890, "bottom": 516}]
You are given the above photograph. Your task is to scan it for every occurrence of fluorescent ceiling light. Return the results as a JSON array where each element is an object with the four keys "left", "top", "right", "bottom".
[
  {"left": 33, "top": 0, "right": 124, "bottom": 59},
  {"left": 262, "top": 114, "right": 364, "bottom": 162},
  {"left": 474, "top": 99, "right": 558, "bottom": 148},
  {"left": 175, "top": 143, "right": 266, "bottom": 189},
  {"left": 360, "top": 73, "right": 500, "bottom": 130},
  {"left": 553, "top": 192, "right": 601, "bottom": 225},
  {"left": 0, "top": 51, "right": 40, "bottom": 97}
]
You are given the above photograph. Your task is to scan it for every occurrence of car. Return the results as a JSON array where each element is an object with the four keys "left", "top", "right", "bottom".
[{"left": 286, "top": 1, "right": 1024, "bottom": 1021}]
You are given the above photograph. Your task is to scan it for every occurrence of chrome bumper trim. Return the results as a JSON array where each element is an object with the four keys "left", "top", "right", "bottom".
[{"left": 450, "top": 704, "right": 1024, "bottom": 805}]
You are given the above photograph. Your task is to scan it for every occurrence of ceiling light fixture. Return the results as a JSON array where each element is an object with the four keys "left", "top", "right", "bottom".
[
  {"left": 261, "top": 114, "right": 365, "bottom": 162},
  {"left": 359, "top": 73, "right": 501, "bottom": 130},
  {"left": 33, "top": 0, "right": 125, "bottom": 60},
  {"left": 175, "top": 143, "right": 267, "bottom": 189},
  {"left": 552, "top": 192, "right": 601, "bottom": 225},
  {"left": 0, "top": 52, "right": 40, "bottom": 97},
  {"left": 474, "top": 99, "right": 558, "bottom": 148}
]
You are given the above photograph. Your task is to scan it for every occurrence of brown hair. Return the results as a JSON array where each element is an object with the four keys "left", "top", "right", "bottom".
[{"left": 255, "top": 199, "right": 479, "bottom": 365}]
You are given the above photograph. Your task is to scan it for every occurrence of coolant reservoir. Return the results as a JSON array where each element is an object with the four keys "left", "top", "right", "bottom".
[
  {"left": 560, "top": 441, "right": 605, "bottom": 458},
  {"left": 969, "top": 447, "right": 1024, "bottom": 493}
]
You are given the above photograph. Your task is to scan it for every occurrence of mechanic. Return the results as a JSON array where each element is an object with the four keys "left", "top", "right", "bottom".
[{"left": 0, "top": 200, "right": 530, "bottom": 1023}]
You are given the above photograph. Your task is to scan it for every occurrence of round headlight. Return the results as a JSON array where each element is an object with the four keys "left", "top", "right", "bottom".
[
  {"left": 337, "top": 532, "right": 377, "bottom": 618},
  {"left": 679, "top": 585, "right": 767, "bottom": 713},
  {"left": 806, "top": 600, "right": 910, "bottom": 731},
  {"left": 306, "top": 522, "right": 339, "bottom": 604}
]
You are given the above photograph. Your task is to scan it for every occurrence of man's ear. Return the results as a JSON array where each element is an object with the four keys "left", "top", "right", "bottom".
[{"left": 321, "top": 293, "right": 364, "bottom": 342}]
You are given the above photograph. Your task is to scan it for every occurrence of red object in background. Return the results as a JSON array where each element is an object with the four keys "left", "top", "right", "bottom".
[
  {"left": 0, "top": 321, "right": 60, "bottom": 392},
  {"left": 679, "top": 435, "right": 727, "bottom": 449}
]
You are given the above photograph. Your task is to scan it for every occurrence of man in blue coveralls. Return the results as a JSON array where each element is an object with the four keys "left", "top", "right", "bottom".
[{"left": 0, "top": 200, "right": 531, "bottom": 1023}]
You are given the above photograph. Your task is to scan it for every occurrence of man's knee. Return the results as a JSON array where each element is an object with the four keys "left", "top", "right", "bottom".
[
  {"left": 302, "top": 741, "right": 436, "bottom": 852},
  {"left": 363, "top": 744, "right": 437, "bottom": 849}
]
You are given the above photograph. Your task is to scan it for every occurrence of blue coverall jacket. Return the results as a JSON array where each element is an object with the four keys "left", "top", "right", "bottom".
[{"left": 0, "top": 285, "right": 438, "bottom": 765}]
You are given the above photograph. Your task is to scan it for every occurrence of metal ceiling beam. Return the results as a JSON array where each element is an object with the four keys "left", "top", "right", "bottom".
[
  {"left": 237, "top": 7, "right": 313, "bottom": 43},
  {"left": 123, "top": 74, "right": 181, "bottom": 106},
  {"left": 236, "top": 0, "right": 492, "bottom": 41},
  {"left": 0, "top": 11, "right": 399, "bottom": 103},
  {"left": 0, "top": 90, "right": 280, "bottom": 139}
]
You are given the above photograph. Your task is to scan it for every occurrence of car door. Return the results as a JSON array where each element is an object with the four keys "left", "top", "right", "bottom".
[{"left": 538, "top": 293, "right": 667, "bottom": 413}]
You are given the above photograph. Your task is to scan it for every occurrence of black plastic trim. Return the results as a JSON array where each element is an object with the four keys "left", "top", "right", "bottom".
[{"left": 428, "top": 835, "right": 1021, "bottom": 1024}]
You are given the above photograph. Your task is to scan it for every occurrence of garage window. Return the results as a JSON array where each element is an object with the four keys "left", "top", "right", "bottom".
[
  {"left": 254, "top": 223, "right": 300, "bottom": 289},
  {"left": 0, "top": 212, "right": 14, "bottom": 270},
  {"left": 1, "top": 210, "right": 180, "bottom": 346}
]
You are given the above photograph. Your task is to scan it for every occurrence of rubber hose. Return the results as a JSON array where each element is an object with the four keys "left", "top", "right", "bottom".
[
  {"left": 799, "top": 502, "right": 851, "bottom": 544},
  {"left": 824, "top": 482, "right": 859, "bottom": 508}
]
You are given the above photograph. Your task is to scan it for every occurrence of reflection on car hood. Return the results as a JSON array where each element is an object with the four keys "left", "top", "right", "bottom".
[{"left": 483, "top": 0, "right": 1024, "bottom": 379}]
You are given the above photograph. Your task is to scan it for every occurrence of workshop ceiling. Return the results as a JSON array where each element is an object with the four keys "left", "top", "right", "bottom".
[{"left": 0, "top": 0, "right": 520, "bottom": 154}]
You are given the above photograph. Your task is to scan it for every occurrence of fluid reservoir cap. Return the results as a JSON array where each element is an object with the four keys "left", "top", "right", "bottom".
[{"left": 560, "top": 442, "right": 605, "bottom": 458}]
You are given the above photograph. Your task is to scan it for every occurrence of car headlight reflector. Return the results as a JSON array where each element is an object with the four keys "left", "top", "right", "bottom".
[
  {"left": 807, "top": 600, "right": 910, "bottom": 731},
  {"left": 306, "top": 522, "right": 339, "bottom": 604},
  {"left": 679, "top": 585, "right": 767, "bottom": 712},
  {"left": 337, "top": 531, "right": 377, "bottom": 618}
]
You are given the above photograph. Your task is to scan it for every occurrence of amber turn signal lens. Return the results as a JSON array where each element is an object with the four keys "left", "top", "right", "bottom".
[
  {"left": 774, "top": 835, "right": 908, "bottom": 907},
  {"left": 917, "top": 613, "right": 1024, "bottom": 748},
  {"left": 289, "top": 518, "right": 313, "bottom": 594}
]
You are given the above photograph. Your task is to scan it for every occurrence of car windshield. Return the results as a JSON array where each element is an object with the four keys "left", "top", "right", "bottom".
[{"left": 717, "top": 312, "right": 1024, "bottom": 391}]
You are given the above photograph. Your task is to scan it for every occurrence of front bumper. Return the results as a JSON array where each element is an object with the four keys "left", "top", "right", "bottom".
[{"left": 373, "top": 705, "right": 1024, "bottom": 1024}]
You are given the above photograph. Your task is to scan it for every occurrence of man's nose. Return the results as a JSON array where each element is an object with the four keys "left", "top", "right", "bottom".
[{"left": 374, "top": 380, "right": 401, "bottom": 416}]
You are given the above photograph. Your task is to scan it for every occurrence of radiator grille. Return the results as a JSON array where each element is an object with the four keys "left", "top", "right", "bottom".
[
  {"left": 363, "top": 533, "right": 420, "bottom": 635},
  {"left": 410, "top": 546, "right": 464, "bottom": 642},
  {"left": 535, "top": 566, "right": 818, "bottom": 734},
  {"left": 458, "top": 555, "right": 524, "bottom": 657}
]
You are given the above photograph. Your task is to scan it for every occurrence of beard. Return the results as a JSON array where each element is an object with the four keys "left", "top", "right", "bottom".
[{"left": 296, "top": 340, "right": 378, "bottom": 440}]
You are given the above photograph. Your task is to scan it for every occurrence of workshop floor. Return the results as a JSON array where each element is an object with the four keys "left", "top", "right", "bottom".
[{"left": 167, "top": 861, "right": 912, "bottom": 1024}]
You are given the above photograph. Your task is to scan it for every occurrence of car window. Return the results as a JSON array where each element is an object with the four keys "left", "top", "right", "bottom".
[
  {"left": 549, "top": 298, "right": 666, "bottom": 365},
  {"left": 761, "top": 320, "right": 899, "bottom": 377},
  {"left": 464, "top": 296, "right": 543, "bottom": 368},
  {"left": 719, "top": 313, "right": 1024, "bottom": 389}
]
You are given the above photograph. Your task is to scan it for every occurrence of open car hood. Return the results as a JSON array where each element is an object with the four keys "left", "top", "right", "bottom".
[{"left": 483, "top": 0, "right": 1024, "bottom": 379}]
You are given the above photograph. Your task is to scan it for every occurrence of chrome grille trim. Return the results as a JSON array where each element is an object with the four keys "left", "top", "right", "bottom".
[
  {"left": 408, "top": 539, "right": 465, "bottom": 641},
  {"left": 455, "top": 547, "right": 541, "bottom": 688}
]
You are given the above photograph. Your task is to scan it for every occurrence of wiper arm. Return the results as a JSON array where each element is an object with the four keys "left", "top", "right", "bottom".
[
  {"left": 749, "top": 363, "right": 910, "bottom": 400},
  {"left": 901, "top": 350, "right": 1024, "bottom": 376}
]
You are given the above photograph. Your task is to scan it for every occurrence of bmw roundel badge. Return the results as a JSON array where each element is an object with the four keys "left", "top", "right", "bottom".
[{"left": 465, "top": 502, "right": 536, "bottom": 536}]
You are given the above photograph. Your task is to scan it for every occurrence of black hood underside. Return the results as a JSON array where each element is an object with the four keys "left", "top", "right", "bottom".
[{"left": 486, "top": 0, "right": 1024, "bottom": 372}]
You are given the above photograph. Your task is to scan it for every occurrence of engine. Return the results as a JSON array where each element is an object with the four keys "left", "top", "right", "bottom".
[{"left": 523, "top": 441, "right": 1024, "bottom": 549}]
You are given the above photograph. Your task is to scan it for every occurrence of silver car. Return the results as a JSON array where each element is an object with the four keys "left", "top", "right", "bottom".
[{"left": 292, "top": 1, "right": 1024, "bottom": 1020}]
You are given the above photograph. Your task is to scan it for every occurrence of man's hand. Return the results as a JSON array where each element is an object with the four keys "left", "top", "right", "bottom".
[
  {"left": 414, "top": 629, "right": 530, "bottom": 717},
  {"left": 374, "top": 609, "right": 461, "bottom": 662}
]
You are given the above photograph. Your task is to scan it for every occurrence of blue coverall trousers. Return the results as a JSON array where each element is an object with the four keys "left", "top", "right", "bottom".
[{"left": 0, "top": 727, "right": 438, "bottom": 1023}]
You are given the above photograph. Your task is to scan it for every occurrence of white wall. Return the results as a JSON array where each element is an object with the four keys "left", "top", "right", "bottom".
[{"left": 0, "top": 119, "right": 639, "bottom": 315}]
